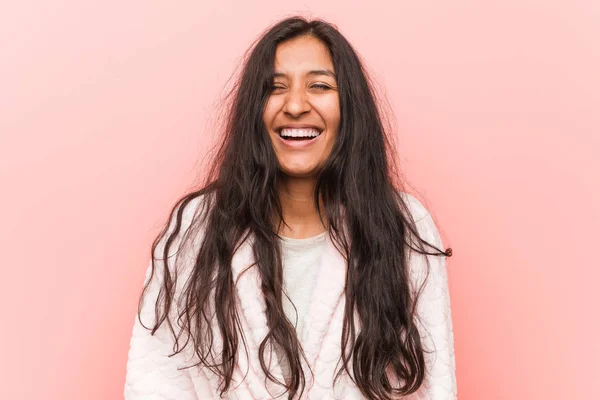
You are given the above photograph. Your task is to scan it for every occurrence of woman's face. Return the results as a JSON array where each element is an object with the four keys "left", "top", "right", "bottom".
[{"left": 262, "top": 35, "right": 340, "bottom": 178}]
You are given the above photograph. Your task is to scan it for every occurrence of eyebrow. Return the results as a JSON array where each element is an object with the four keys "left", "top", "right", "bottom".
[{"left": 273, "top": 69, "right": 337, "bottom": 79}]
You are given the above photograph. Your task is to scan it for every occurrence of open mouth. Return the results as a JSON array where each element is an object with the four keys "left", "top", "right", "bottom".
[{"left": 277, "top": 127, "right": 323, "bottom": 141}]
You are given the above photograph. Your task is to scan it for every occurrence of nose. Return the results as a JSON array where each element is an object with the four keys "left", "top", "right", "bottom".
[{"left": 282, "top": 84, "right": 311, "bottom": 117}]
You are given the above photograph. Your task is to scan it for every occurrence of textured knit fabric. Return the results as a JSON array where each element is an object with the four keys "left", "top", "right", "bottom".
[
  {"left": 124, "top": 192, "right": 458, "bottom": 399},
  {"left": 279, "top": 231, "right": 328, "bottom": 335},
  {"left": 275, "top": 231, "right": 329, "bottom": 384}
]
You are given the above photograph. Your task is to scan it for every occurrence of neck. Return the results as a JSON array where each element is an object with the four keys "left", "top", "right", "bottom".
[{"left": 276, "top": 175, "right": 327, "bottom": 239}]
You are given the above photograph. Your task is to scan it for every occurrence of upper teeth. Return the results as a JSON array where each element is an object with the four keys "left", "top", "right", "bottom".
[{"left": 280, "top": 128, "right": 321, "bottom": 138}]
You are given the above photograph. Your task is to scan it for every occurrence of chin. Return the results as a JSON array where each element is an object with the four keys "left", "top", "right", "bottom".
[{"left": 279, "top": 166, "right": 319, "bottom": 178}]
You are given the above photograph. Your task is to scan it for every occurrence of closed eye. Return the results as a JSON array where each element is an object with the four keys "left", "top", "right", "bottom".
[
  {"left": 269, "top": 83, "right": 333, "bottom": 92},
  {"left": 311, "top": 84, "right": 332, "bottom": 90}
]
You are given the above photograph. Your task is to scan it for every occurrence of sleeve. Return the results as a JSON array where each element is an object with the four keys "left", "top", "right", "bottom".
[
  {"left": 123, "top": 259, "right": 201, "bottom": 400},
  {"left": 407, "top": 213, "right": 457, "bottom": 400}
]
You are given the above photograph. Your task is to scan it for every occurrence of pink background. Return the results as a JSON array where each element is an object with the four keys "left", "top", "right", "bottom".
[{"left": 1, "top": 1, "right": 598, "bottom": 399}]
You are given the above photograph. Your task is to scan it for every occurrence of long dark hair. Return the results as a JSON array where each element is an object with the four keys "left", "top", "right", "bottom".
[{"left": 138, "top": 16, "right": 452, "bottom": 400}]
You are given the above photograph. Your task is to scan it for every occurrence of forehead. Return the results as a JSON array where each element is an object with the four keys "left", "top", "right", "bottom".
[{"left": 273, "top": 36, "right": 334, "bottom": 73}]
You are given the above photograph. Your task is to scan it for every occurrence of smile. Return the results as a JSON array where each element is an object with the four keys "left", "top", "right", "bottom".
[
  {"left": 275, "top": 128, "right": 323, "bottom": 148},
  {"left": 278, "top": 127, "right": 322, "bottom": 139}
]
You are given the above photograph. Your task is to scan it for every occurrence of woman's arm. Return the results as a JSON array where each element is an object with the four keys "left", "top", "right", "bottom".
[
  {"left": 409, "top": 212, "right": 458, "bottom": 399},
  {"left": 124, "top": 259, "right": 201, "bottom": 400}
]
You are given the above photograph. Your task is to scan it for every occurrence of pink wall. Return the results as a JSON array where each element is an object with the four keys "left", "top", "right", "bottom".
[{"left": 1, "top": 1, "right": 598, "bottom": 399}]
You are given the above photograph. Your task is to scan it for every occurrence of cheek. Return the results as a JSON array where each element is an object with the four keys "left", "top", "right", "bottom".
[
  {"left": 325, "top": 103, "right": 340, "bottom": 146},
  {"left": 317, "top": 98, "right": 340, "bottom": 128},
  {"left": 262, "top": 98, "right": 278, "bottom": 125}
]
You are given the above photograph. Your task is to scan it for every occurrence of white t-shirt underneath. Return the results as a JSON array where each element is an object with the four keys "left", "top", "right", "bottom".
[{"left": 275, "top": 230, "right": 328, "bottom": 382}]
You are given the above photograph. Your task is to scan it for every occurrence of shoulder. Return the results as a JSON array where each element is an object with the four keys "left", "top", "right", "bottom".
[
  {"left": 154, "top": 190, "right": 213, "bottom": 258},
  {"left": 399, "top": 191, "right": 444, "bottom": 249},
  {"left": 175, "top": 191, "right": 213, "bottom": 227},
  {"left": 170, "top": 190, "right": 214, "bottom": 232},
  {"left": 399, "top": 191, "right": 432, "bottom": 224}
]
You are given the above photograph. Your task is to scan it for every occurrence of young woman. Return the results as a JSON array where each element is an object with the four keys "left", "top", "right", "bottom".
[{"left": 124, "top": 16, "right": 456, "bottom": 400}]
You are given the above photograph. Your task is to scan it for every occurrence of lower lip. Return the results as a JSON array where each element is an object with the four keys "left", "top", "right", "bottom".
[{"left": 275, "top": 132, "right": 323, "bottom": 148}]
